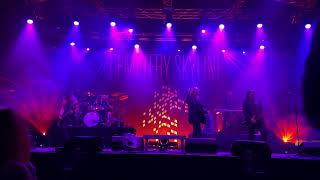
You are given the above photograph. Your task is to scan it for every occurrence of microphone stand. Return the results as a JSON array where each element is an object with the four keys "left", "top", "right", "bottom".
[
  {"left": 294, "top": 100, "right": 300, "bottom": 146},
  {"left": 291, "top": 92, "right": 300, "bottom": 146}
]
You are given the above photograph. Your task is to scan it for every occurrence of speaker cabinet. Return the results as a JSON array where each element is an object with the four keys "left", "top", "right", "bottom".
[
  {"left": 231, "top": 140, "right": 271, "bottom": 159},
  {"left": 63, "top": 136, "right": 103, "bottom": 153},
  {"left": 185, "top": 138, "right": 217, "bottom": 154}
]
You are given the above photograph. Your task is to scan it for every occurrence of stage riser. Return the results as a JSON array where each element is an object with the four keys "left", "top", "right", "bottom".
[{"left": 31, "top": 152, "right": 320, "bottom": 180}]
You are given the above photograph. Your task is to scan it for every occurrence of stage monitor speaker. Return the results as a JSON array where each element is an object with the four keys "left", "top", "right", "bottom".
[
  {"left": 185, "top": 138, "right": 217, "bottom": 154},
  {"left": 111, "top": 136, "right": 124, "bottom": 151},
  {"left": 300, "top": 141, "right": 320, "bottom": 156},
  {"left": 63, "top": 136, "right": 103, "bottom": 153},
  {"left": 231, "top": 140, "right": 271, "bottom": 160},
  {"left": 112, "top": 134, "right": 143, "bottom": 151}
]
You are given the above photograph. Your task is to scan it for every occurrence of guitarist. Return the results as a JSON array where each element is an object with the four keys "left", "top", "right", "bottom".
[
  {"left": 186, "top": 87, "right": 207, "bottom": 138},
  {"left": 48, "top": 94, "right": 79, "bottom": 146},
  {"left": 242, "top": 90, "right": 267, "bottom": 141},
  {"left": 58, "top": 94, "right": 80, "bottom": 127}
]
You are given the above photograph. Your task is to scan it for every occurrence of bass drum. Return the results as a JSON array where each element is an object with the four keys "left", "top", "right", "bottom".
[{"left": 83, "top": 111, "right": 100, "bottom": 127}]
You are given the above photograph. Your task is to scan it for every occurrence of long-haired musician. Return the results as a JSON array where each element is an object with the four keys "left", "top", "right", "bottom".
[
  {"left": 58, "top": 93, "right": 80, "bottom": 127},
  {"left": 186, "top": 87, "right": 207, "bottom": 138},
  {"left": 242, "top": 90, "right": 268, "bottom": 141}
]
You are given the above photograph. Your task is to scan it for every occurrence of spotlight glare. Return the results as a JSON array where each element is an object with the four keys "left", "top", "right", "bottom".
[
  {"left": 73, "top": 21, "right": 79, "bottom": 26},
  {"left": 42, "top": 132, "right": 46, "bottom": 136},
  {"left": 242, "top": 51, "right": 246, "bottom": 54},
  {"left": 282, "top": 136, "right": 289, "bottom": 143},
  {"left": 134, "top": 44, "right": 140, "bottom": 49},
  {"left": 192, "top": 45, "right": 197, "bottom": 50},
  {"left": 166, "top": 22, "right": 172, "bottom": 28},
  {"left": 221, "top": 49, "right": 226, "bottom": 53},
  {"left": 201, "top": 29, "right": 206, "bottom": 34},
  {"left": 128, "top": 28, "right": 134, "bottom": 33},
  {"left": 110, "top": 21, "right": 116, "bottom": 27},
  {"left": 305, "top": 24, "right": 311, "bottom": 29},
  {"left": 86, "top": 48, "right": 90, "bottom": 51},
  {"left": 259, "top": 45, "right": 265, "bottom": 50},
  {"left": 257, "top": 23, "right": 263, "bottom": 28},
  {"left": 27, "top": 19, "right": 33, "bottom": 24},
  {"left": 219, "top": 24, "right": 225, "bottom": 30},
  {"left": 178, "top": 49, "right": 181, "bottom": 52},
  {"left": 109, "top": 47, "right": 114, "bottom": 51},
  {"left": 70, "top": 42, "right": 75, "bottom": 46}
]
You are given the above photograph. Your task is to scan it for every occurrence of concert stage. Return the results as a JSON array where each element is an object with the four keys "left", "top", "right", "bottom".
[
  {"left": 3, "top": 1, "right": 320, "bottom": 179},
  {"left": 31, "top": 148, "right": 320, "bottom": 180}
]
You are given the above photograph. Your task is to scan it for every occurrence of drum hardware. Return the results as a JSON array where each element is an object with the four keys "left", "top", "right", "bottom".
[{"left": 63, "top": 91, "right": 128, "bottom": 128}]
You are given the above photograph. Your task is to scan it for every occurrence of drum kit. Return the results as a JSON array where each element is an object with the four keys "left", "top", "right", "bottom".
[{"left": 76, "top": 91, "right": 128, "bottom": 128}]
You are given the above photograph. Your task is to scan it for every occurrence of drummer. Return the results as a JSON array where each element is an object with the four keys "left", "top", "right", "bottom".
[{"left": 95, "top": 95, "right": 113, "bottom": 125}]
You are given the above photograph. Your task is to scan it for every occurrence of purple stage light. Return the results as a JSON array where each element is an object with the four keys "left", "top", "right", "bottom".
[
  {"left": 86, "top": 48, "right": 90, "bottom": 51},
  {"left": 134, "top": 44, "right": 140, "bottom": 49},
  {"left": 192, "top": 45, "right": 197, "bottom": 50},
  {"left": 201, "top": 29, "right": 206, "bottom": 34},
  {"left": 70, "top": 42, "right": 75, "bottom": 46},
  {"left": 219, "top": 24, "right": 225, "bottom": 30},
  {"left": 166, "top": 22, "right": 172, "bottom": 29},
  {"left": 109, "top": 47, "right": 114, "bottom": 51},
  {"left": 257, "top": 23, "right": 263, "bottom": 28},
  {"left": 128, "top": 28, "right": 134, "bottom": 33},
  {"left": 178, "top": 49, "right": 181, "bottom": 52},
  {"left": 305, "top": 24, "right": 311, "bottom": 29},
  {"left": 242, "top": 51, "right": 246, "bottom": 54},
  {"left": 259, "top": 45, "right": 265, "bottom": 50},
  {"left": 73, "top": 21, "right": 79, "bottom": 26},
  {"left": 110, "top": 21, "right": 116, "bottom": 27},
  {"left": 221, "top": 49, "right": 226, "bottom": 53},
  {"left": 27, "top": 19, "right": 33, "bottom": 24}
]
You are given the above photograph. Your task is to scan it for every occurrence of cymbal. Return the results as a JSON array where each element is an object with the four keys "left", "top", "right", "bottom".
[{"left": 119, "top": 95, "right": 129, "bottom": 101}]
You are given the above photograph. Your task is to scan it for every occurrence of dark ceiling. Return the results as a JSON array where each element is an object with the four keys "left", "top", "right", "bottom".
[
  {"left": 26, "top": 0, "right": 318, "bottom": 20},
  {"left": 2, "top": 0, "right": 319, "bottom": 50}
]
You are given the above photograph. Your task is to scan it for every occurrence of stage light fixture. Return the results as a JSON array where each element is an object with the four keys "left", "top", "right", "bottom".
[
  {"left": 192, "top": 45, "right": 197, "bottom": 50},
  {"left": 259, "top": 45, "right": 265, "bottom": 50},
  {"left": 242, "top": 51, "right": 246, "bottom": 54},
  {"left": 219, "top": 24, "right": 225, "bottom": 30},
  {"left": 201, "top": 29, "right": 206, "bottom": 34},
  {"left": 109, "top": 47, "right": 114, "bottom": 51},
  {"left": 110, "top": 21, "right": 116, "bottom": 27},
  {"left": 70, "top": 42, "right": 75, "bottom": 46},
  {"left": 257, "top": 23, "right": 263, "bottom": 28},
  {"left": 305, "top": 24, "right": 311, "bottom": 29},
  {"left": 166, "top": 22, "right": 172, "bottom": 29},
  {"left": 73, "top": 21, "right": 79, "bottom": 26},
  {"left": 134, "top": 44, "right": 140, "bottom": 49},
  {"left": 128, "top": 28, "right": 134, "bottom": 33},
  {"left": 86, "top": 48, "right": 90, "bottom": 51},
  {"left": 221, "top": 49, "right": 226, "bottom": 53},
  {"left": 27, "top": 19, "right": 33, "bottom": 24}
]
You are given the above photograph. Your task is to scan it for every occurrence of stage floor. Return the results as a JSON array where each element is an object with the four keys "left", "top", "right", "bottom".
[
  {"left": 31, "top": 147, "right": 320, "bottom": 180},
  {"left": 32, "top": 147, "right": 320, "bottom": 161}
]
